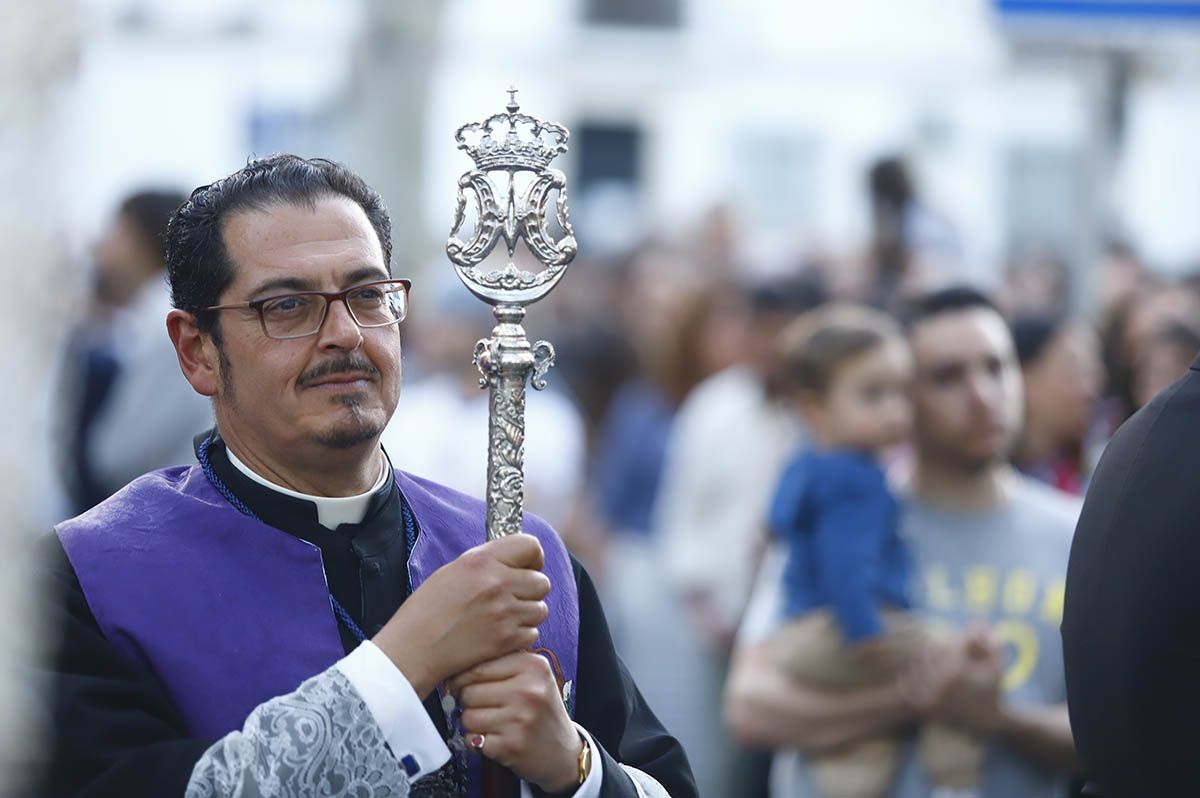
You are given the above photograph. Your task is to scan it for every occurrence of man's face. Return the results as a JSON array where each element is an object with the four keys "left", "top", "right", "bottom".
[
  {"left": 909, "top": 307, "right": 1023, "bottom": 471},
  {"left": 209, "top": 196, "right": 402, "bottom": 456},
  {"left": 92, "top": 212, "right": 157, "bottom": 307}
]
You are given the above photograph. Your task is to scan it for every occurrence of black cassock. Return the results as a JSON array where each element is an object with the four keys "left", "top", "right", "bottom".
[
  {"left": 1063, "top": 354, "right": 1200, "bottom": 797},
  {"left": 39, "top": 440, "right": 696, "bottom": 798}
]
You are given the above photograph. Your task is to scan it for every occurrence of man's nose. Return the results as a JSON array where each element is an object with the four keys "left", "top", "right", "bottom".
[
  {"left": 967, "top": 371, "right": 1001, "bottom": 411},
  {"left": 318, "top": 298, "right": 363, "bottom": 350}
]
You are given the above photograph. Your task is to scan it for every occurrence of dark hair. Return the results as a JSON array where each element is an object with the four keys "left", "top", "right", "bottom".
[
  {"left": 1152, "top": 320, "right": 1200, "bottom": 358},
  {"left": 164, "top": 154, "right": 392, "bottom": 334},
  {"left": 780, "top": 303, "right": 902, "bottom": 395},
  {"left": 900, "top": 285, "right": 1002, "bottom": 331},
  {"left": 1010, "top": 315, "right": 1068, "bottom": 366},
  {"left": 746, "top": 273, "right": 828, "bottom": 317},
  {"left": 868, "top": 156, "right": 913, "bottom": 211},
  {"left": 866, "top": 157, "right": 915, "bottom": 304},
  {"left": 119, "top": 190, "right": 188, "bottom": 267},
  {"left": 657, "top": 285, "right": 735, "bottom": 406}
]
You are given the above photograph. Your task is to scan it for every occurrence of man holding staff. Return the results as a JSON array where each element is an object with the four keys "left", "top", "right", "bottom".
[{"left": 41, "top": 155, "right": 694, "bottom": 798}]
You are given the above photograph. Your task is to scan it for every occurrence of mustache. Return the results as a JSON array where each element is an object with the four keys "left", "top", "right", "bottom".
[{"left": 298, "top": 356, "right": 380, "bottom": 387}]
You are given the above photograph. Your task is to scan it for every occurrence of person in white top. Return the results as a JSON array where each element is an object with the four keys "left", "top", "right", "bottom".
[
  {"left": 651, "top": 277, "right": 822, "bottom": 796},
  {"left": 52, "top": 190, "right": 212, "bottom": 515}
]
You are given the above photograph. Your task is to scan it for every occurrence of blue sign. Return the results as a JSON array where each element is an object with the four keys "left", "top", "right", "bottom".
[{"left": 996, "top": 1, "right": 1200, "bottom": 21}]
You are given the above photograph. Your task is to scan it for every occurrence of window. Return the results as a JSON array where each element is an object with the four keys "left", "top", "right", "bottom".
[
  {"left": 1004, "top": 146, "right": 1083, "bottom": 254},
  {"left": 576, "top": 122, "right": 643, "bottom": 193},
  {"left": 583, "top": 0, "right": 682, "bottom": 28}
]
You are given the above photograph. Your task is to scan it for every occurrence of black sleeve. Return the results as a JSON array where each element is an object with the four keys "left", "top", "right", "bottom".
[
  {"left": 570, "top": 558, "right": 698, "bottom": 798},
  {"left": 37, "top": 534, "right": 212, "bottom": 798},
  {"left": 1063, "top": 368, "right": 1200, "bottom": 797}
]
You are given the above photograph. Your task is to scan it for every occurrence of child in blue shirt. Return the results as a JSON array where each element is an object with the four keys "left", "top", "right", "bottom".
[{"left": 767, "top": 304, "right": 981, "bottom": 798}]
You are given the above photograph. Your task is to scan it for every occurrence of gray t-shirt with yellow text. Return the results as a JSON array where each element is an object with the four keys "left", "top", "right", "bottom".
[{"left": 746, "top": 476, "right": 1078, "bottom": 798}]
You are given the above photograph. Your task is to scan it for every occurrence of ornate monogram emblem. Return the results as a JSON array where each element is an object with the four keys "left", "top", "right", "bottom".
[{"left": 446, "top": 87, "right": 577, "bottom": 307}]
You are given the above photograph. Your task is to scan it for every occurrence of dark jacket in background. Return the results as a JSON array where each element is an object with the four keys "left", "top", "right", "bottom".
[{"left": 1063, "top": 353, "right": 1200, "bottom": 797}]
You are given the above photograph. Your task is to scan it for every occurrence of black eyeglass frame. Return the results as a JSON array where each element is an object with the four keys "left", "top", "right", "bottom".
[{"left": 205, "top": 278, "right": 412, "bottom": 340}]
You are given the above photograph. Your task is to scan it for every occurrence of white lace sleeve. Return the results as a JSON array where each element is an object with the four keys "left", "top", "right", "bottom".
[
  {"left": 185, "top": 666, "right": 412, "bottom": 798},
  {"left": 618, "top": 765, "right": 672, "bottom": 798}
]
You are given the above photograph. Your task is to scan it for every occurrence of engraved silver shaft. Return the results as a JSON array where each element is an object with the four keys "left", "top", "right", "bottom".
[{"left": 473, "top": 305, "right": 556, "bottom": 539}]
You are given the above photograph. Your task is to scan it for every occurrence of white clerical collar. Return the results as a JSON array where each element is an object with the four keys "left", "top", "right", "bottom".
[{"left": 225, "top": 446, "right": 391, "bottom": 530}]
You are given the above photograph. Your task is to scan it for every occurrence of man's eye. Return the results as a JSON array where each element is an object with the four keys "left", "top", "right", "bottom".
[
  {"left": 352, "top": 287, "right": 384, "bottom": 303},
  {"left": 932, "top": 368, "right": 960, "bottom": 387},
  {"left": 264, "top": 296, "right": 311, "bottom": 316},
  {"left": 862, "top": 385, "right": 885, "bottom": 402}
]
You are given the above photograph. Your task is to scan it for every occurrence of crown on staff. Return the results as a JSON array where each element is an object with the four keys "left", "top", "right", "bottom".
[{"left": 454, "top": 87, "right": 569, "bottom": 172}]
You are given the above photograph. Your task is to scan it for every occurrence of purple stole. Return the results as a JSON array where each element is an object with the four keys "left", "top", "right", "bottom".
[{"left": 55, "top": 465, "right": 580, "bottom": 770}]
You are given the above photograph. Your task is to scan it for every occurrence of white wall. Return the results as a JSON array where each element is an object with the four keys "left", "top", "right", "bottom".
[
  {"left": 423, "top": 0, "right": 1200, "bottom": 278},
  {"left": 65, "top": 0, "right": 359, "bottom": 245},
  {"left": 62, "top": 0, "right": 1200, "bottom": 279}
]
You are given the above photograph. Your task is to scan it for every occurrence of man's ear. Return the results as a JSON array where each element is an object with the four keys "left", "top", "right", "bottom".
[{"left": 167, "top": 310, "right": 220, "bottom": 397}]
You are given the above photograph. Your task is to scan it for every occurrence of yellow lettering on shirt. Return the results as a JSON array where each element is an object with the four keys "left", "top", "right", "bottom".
[
  {"left": 1002, "top": 569, "right": 1038, "bottom": 616},
  {"left": 924, "top": 565, "right": 956, "bottom": 612},
  {"left": 965, "top": 566, "right": 998, "bottom": 614},
  {"left": 917, "top": 564, "right": 1064, "bottom": 694},
  {"left": 994, "top": 619, "right": 1040, "bottom": 691},
  {"left": 1040, "top": 581, "right": 1066, "bottom": 625}
]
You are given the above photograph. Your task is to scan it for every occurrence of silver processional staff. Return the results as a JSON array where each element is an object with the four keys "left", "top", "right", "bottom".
[
  {"left": 445, "top": 86, "right": 578, "bottom": 798},
  {"left": 446, "top": 88, "right": 577, "bottom": 542}
]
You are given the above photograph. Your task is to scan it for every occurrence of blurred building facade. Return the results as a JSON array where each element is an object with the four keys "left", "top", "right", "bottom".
[{"left": 64, "top": 0, "right": 1200, "bottom": 296}]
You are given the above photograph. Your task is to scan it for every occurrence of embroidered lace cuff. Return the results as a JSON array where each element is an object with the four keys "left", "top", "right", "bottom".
[{"left": 186, "top": 665, "right": 414, "bottom": 797}]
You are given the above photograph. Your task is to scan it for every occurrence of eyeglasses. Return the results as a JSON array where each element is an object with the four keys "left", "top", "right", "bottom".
[{"left": 206, "top": 279, "right": 411, "bottom": 340}]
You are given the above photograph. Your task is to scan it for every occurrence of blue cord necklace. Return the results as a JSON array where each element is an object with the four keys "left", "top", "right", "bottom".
[{"left": 197, "top": 435, "right": 417, "bottom": 643}]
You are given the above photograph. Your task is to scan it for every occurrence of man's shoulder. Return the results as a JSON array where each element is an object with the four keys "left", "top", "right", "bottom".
[
  {"left": 1104, "top": 368, "right": 1200, "bottom": 463},
  {"left": 395, "top": 468, "right": 484, "bottom": 507},
  {"left": 394, "top": 469, "right": 558, "bottom": 540},
  {"left": 900, "top": 475, "right": 1079, "bottom": 554},
  {"left": 1009, "top": 476, "right": 1082, "bottom": 533},
  {"left": 56, "top": 466, "right": 201, "bottom": 536}
]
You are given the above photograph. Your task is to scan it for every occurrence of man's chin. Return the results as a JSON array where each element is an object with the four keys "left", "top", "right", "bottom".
[
  {"left": 312, "top": 424, "right": 383, "bottom": 450},
  {"left": 309, "top": 408, "right": 387, "bottom": 451},
  {"left": 956, "top": 446, "right": 1009, "bottom": 473}
]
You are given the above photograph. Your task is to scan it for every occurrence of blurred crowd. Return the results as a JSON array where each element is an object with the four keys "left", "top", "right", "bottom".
[{"left": 41, "top": 154, "right": 1200, "bottom": 798}]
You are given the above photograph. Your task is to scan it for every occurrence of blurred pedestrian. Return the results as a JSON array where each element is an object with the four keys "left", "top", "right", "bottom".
[
  {"left": 589, "top": 281, "right": 747, "bottom": 771},
  {"left": 1095, "top": 283, "right": 1200, "bottom": 436},
  {"left": 653, "top": 273, "right": 824, "bottom": 797},
  {"left": 864, "top": 156, "right": 962, "bottom": 310},
  {"left": 52, "top": 189, "right": 212, "bottom": 515},
  {"left": 593, "top": 284, "right": 745, "bottom": 543},
  {"left": 657, "top": 275, "right": 826, "bottom": 648},
  {"left": 728, "top": 286, "right": 1079, "bottom": 798},
  {"left": 1000, "top": 251, "right": 1070, "bottom": 318},
  {"left": 1093, "top": 241, "right": 1148, "bottom": 322},
  {"left": 1131, "top": 320, "right": 1200, "bottom": 409},
  {"left": 1010, "top": 316, "right": 1103, "bottom": 495}
]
